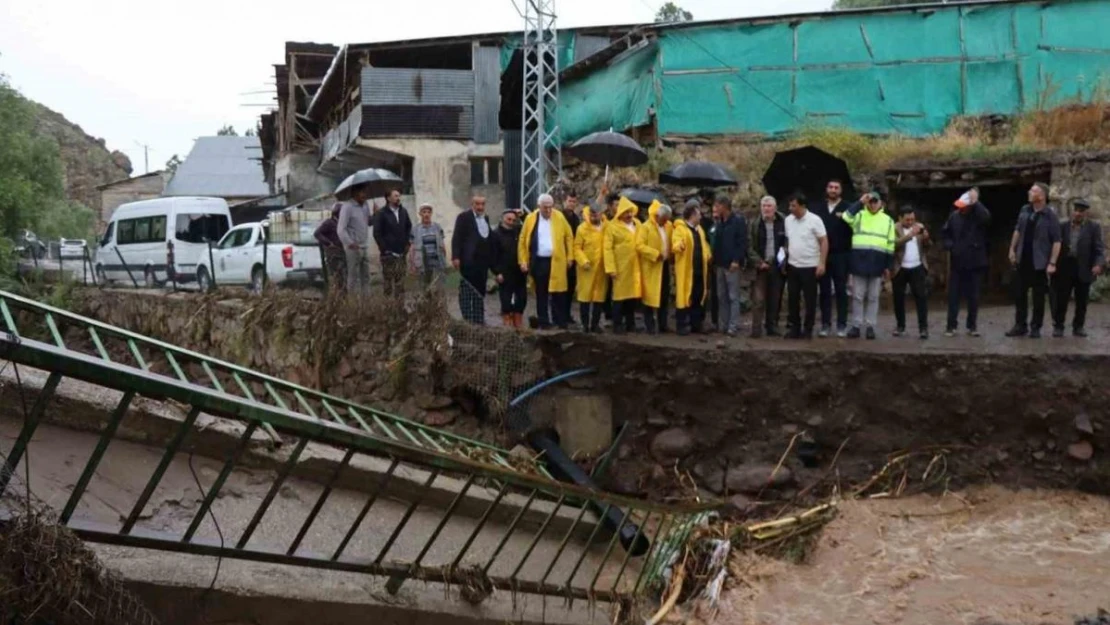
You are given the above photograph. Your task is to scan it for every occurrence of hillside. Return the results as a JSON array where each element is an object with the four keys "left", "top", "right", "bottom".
[{"left": 29, "top": 101, "right": 132, "bottom": 212}]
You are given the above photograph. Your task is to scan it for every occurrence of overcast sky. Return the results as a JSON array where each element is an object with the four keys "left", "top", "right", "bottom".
[{"left": 0, "top": 0, "right": 829, "bottom": 175}]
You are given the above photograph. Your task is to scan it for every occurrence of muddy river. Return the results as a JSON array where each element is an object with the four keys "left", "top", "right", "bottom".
[{"left": 711, "top": 487, "right": 1109, "bottom": 625}]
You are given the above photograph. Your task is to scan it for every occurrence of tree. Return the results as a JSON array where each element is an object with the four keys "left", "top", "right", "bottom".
[
  {"left": 165, "top": 154, "right": 183, "bottom": 174},
  {"left": 244, "top": 126, "right": 257, "bottom": 137},
  {"left": 216, "top": 124, "right": 238, "bottom": 136},
  {"left": 654, "top": 1, "right": 693, "bottom": 23},
  {"left": 832, "top": 0, "right": 920, "bottom": 9},
  {"left": 0, "top": 74, "right": 67, "bottom": 239}
]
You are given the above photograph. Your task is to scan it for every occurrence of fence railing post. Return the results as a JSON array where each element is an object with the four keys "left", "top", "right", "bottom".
[
  {"left": 113, "top": 247, "right": 140, "bottom": 288},
  {"left": 206, "top": 241, "right": 218, "bottom": 291}
]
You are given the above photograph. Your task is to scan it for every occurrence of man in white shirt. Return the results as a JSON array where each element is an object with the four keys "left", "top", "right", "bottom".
[
  {"left": 893, "top": 206, "right": 931, "bottom": 339},
  {"left": 783, "top": 193, "right": 828, "bottom": 339}
]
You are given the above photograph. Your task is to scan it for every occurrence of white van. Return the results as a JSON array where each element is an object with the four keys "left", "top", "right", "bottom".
[{"left": 96, "top": 197, "right": 232, "bottom": 288}]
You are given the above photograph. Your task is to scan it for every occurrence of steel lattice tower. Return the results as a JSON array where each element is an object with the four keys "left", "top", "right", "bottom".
[{"left": 520, "top": 0, "right": 562, "bottom": 211}]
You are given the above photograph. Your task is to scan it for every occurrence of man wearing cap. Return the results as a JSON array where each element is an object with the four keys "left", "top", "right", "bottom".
[
  {"left": 1052, "top": 199, "right": 1105, "bottom": 337},
  {"left": 942, "top": 187, "right": 991, "bottom": 336},
  {"left": 842, "top": 190, "right": 896, "bottom": 340},
  {"left": 412, "top": 203, "right": 448, "bottom": 289},
  {"left": 1006, "top": 182, "right": 1062, "bottom": 339}
]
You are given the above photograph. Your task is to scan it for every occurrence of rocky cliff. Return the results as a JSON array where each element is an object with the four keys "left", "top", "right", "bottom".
[{"left": 30, "top": 101, "right": 132, "bottom": 212}]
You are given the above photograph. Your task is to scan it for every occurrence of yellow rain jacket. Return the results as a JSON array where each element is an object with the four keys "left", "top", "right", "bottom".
[
  {"left": 573, "top": 220, "right": 607, "bottom": 303},
  {"left": 636, "top": 202, "right": 671, "bottom": 308},
  {"left": 518, "top": 209, "right": 575, "bottom": 293},
  {"left": 672, "top": 219, "right": 712, "bottom": 309},
  {"left": 603, "top": 198, "right": 643, "bottom": 301}
]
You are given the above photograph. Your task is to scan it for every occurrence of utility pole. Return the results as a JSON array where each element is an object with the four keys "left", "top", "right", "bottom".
[
  {"left": 520, "top": 0, "right": 562, "bottom": 211},
  {"left": 134, "top": 141, "right": 151, "bottom": 174}
]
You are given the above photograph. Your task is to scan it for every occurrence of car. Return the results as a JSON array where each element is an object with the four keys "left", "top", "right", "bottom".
[{"left": 59, "top": 238, "right": 87, "bottom": 259}]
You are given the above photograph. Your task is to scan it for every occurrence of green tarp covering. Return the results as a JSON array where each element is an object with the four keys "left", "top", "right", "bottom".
[{"left": 554, "top": 0, "right": 1110, "bottom": 143}]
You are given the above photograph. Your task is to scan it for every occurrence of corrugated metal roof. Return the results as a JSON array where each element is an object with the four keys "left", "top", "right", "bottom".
[{"left": 164, "top": 136, "right": 270, "bottom": 198}]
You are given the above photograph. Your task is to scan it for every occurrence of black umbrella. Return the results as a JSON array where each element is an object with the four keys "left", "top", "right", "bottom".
[
  {"left": 567, "top": 131, "right": 648, "bottom": 168},
  {"left": 620, "top": 187, "right": 665, "bottom": 210},
  {"left": 334, "top": 168, "right": 403, "bottom": 200},
  {"left": 659, "top": 161, "right": 737, "bottom": 187},
  {"left": 762, "top": 146, "right": 855, "bottom": 202}
]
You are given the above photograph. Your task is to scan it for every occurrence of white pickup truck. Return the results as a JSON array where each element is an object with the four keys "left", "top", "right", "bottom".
[{"left": 194, "top": 222, "right": 323, "bottom": 291}]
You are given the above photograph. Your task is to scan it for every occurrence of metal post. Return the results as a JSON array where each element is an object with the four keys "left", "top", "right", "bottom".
[
  {"left": 114, "top": 247, "right": 139, "bottom": 288},
  {"left": 319, "top": 244, "right": 329, "bottom": 290},
  {"left": 520, "top": 0, "right": 562, "bottom": 211},
  {"left": 206, "top": 241, "right": 218, "bottom": 291},
  {"left": 261, "top": 224, "right": 268, "bottom": 292}
]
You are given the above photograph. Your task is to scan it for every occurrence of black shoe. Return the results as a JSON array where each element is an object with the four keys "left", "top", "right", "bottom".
[
  {"left": 1005, "top": 325, "right": 1028, "bottom": 337},
  {"left": 766, "top": 327, "right": 781, "bottom": 337},
  {"left": 968, "top": 328, "right": 981, "bottom": 337},
  {"left": 1074, "top": 327, "right": 1088, "bottom": 337},
  {"left": 613, "top": 326, "right": 626, "bottom": 335},
  {"left": 1029, "top": 327, "right": 1042, "bottom": 339},
  {"left": 865, "top": 327, "right": 876, "bottom": 340},
  {"left": 590, "top": 324, "right": 602, "bottom": 333},
  {"left": 784, "top": 330, "right": 801, "bottom": 340},
  {"left": 944, "top": 328, "right": 957, "bottom": 337},
  {"left": 801, "top": 329, "right": 814, "bottom": 340},
  {"left": 846, "top": 327, "right": 861, "bottom": 339},
  {"left": 919, "top": 329, "right": 929, "bottom": 340},
  {"left": 1052, "top": 326, "right": 1065, "bottom": 338},
  {"left": 893, "top": 327, "right": 906, "bottom": 337}
]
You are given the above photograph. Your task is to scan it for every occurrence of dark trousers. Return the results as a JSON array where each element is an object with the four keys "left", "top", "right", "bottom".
[
  {"left": 893, "top": 266, "right": 929, "bottom": 331},
  {"left": 459, "top": 265, "right": 488, "bottom": 324},
  {"left": 946, "top": 267, "right": 983, "bottom": 331},
  {"left": 658, "top": 261, "right": 672, "bottom": 331},
  {"left": 531, "top": 257, "right": 568, "bottom": 327},
  {"left": 564, "top": 269, "right": 577, "bottom": 322},
  {"left": 1053, "top": 257, "right": 1091, "bottom": 330},
  {"left": 499, "top": 277, "right": 527, "bottom": 314},
  {"left": 579, "top": 301, "right": 603, "bottom": 331},
  {"left": 614, "top": 299, "right": 637, "bottom": 332},
  {"left": 677, "top": 273, "right": 706, "bottom": 332},
  {"left": 1014, "top": 265, "right": 1049, "bottom": 330},
  {"left": 323, "top": 246, "right": 347, "bottom": 293},
  {"left": 707, "top": 268, "right": 719, "bottom": 326},
  {"left": 787, "top": 265, "right": 819, "bottom": 334},
  {"left": 381, "top": 255, "right": 407, "bottom": 297},
  {"left": 752, "top": 268, "right": 783, "bottom": 333},
  {"left": 819, "top": 252, "right": 850, "bottom": 329},
  {"left": 603, "top": 278, "right": 614, "bottom": 321}
]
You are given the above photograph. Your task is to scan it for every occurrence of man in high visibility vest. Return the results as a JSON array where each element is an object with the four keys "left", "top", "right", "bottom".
[{"left": 842, "top": 191, "right": 896, "bottom": 340}]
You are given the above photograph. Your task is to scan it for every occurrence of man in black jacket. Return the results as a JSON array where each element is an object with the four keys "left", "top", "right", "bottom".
[
  {"left": 941, "top": 188, "right": 991, "bottom": 337},
  {"left": 711, "top": 195, "right": 748, "bottom": 336},
  {"left": 451, "top": 195, "right": 494, "bottom": 324},
  {"left": 809, "top": 179, "right": 852, "bottom": 337},
  {"left": 373, "top": 189, "right": 413, "bottom": 297},
  {"left": 1052, "top": 199, "right": 1105, "bottom": 337},
  {"left": 560, "top": 192, "right": 582, "bottom": 325}
]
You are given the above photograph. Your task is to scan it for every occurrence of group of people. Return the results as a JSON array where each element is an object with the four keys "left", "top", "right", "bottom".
[{"left": 319, "top": 176, "right": 1105, "bottom": 340}]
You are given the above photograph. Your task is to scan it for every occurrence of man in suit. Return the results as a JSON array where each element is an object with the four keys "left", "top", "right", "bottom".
[
  {"left": 1052, "top": 199, "right": 1105, "bottom": 337},
  {"left": 942, "top": 188, "right": 991, "bottom": 337},
  {"left": 809, "top": 179, "right": 853, "bottom": 338},
  {"left": 451, "top": 195, "right": 494, "bottom": 324},
  {"left": 373, "top": 189, "right": 413, "bottom": 297}
]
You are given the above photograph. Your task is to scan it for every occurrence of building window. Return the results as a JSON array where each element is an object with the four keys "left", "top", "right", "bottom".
[{"left": 470, "top": 158, "right": 503, "bottom": 186}]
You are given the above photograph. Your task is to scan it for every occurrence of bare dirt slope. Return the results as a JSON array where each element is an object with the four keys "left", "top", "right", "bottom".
[{"left": 716, "top": 487, "right": 1109, "bottom": 625}]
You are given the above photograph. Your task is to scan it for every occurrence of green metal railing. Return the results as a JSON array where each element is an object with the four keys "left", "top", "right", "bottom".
[{"left": 0, "top": 289, "right": 709, "bottom": 603}]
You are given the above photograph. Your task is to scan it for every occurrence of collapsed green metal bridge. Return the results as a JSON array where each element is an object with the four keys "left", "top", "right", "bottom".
[{"left": 0, "top": 289, "right": 706, "bottom": 606}]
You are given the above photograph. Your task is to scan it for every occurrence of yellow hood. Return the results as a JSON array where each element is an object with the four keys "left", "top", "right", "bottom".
[{"left": 614, "top": 197, "right": 639, "bottom": 222}]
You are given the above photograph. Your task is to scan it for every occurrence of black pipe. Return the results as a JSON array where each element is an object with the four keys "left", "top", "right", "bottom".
[
  {"left": 525, "top": 427, "right": 650, "bottom": 556},
  {"left": 508, "top": 369, "right": 649, "bottom": 557},
  {"left": 206, "top": 241, "right": 218, "bottom": 291}
]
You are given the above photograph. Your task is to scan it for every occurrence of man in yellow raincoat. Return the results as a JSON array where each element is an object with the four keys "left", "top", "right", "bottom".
[
  {"left": 604, "top": 197, "right": 643, "bottom": 334},
  {"left": 574, "top": 206, "right": 607, "bottom": 332},
  {"left": 518, "top": 193, "right": 575, "bottom": 329},
  {"left": 673, "top": 199, "right": 713, "bottom": 335},
  {"left": 636, "top": 201, "right": 673, "bottom": 334}
]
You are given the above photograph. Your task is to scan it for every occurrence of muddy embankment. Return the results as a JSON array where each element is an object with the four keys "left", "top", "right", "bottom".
[
  {"left": 65, "top": 290, "right": 1110, "bottom": 505},
  {"left": 538, "top": 333, "right": 1110, "bottom": 502}
]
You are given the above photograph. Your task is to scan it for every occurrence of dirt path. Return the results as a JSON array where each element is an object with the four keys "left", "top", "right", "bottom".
[{"left": 714, "top": 487, "right": 1109, "bottom": 625}]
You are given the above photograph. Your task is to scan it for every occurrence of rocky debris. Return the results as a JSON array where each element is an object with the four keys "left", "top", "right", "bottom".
[
  {"left": 1075, "top": 413, "right": 1095, "bottom": 435},
  {"left": 1075, "top": 609, "right": 1110, "bottom": 625},
  {"left": 693, "top": 460, "right": 726, "bottom": 494},
  {"left": 508, "top": 444, "right": 533, "bottom": 460},
  {"left": 651, "top": 428, "right": 695, "bottom": 460},
  {"left": 1068, "top": 440, "right": 1094, "bottom": 461},
  {"left": 415, "top": 393, "right": 454, "bottom": 411},
  {"left": 724, "top": 494, "right": 756, "bottom": 517},
  {"left": 422, "top": 411, "right": 456, "bottom": 427},
  {"left": 725, "top": 463, "right": 794, "bottom": 495},
  {"left": 806, "top": 415, "right": 824, "bottom": 427},
  {"left": 30, "top": 100, "right": 132, "bottom": 211}
]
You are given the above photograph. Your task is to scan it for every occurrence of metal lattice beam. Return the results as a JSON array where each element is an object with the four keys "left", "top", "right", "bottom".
[{"left": 520, "top": 0, "right": 562, "bottom": 211}]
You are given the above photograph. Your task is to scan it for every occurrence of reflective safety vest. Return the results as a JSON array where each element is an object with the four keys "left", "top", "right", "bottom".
[
  {"left": 844, "top": 208, "right": 895, "bottom": 254},
  {"left": 843, "top": 206, "right": 895, "bottom": 277}
]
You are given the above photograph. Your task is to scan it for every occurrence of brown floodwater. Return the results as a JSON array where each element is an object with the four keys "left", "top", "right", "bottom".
[{"left": 712, "top": 487, "right": 1110, "bottom": 625}]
